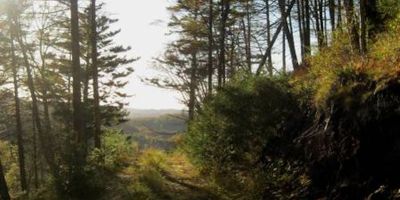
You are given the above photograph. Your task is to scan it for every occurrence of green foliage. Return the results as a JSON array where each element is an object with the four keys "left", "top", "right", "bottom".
[
  {"left": 370, "top": 20, "right": 400, "bottom": 65},
  {"left": 127, "top": 149, "right": 169, "bottom": 200},
  {"left": 137, "top": 149, "right": 168, "bottom": 194},
  {"left": 183, "top": 14, "right": 400, "bottom": 198},
  {"left": 89, "top": 129, "right": 138, "bottom": 171},
  {"left": 187, "top": 74, "right": 296, "bottom": 168},
  {"left": 291, "top": 31, "right": 361, "bottom": 108},
  {"left": 41, "top": 129, "right": 138, "bottom": 200},
  {"left": 293, "top": 24, "right": 400, "bottom": 109},
  {"left": 379, "top": 0, "right": 400, "bottom": 21},
  {"left": 185, "top": 74, "right": 307, "bottom": 199},
  {"left": 0, "top": 140, "right": 20, "bottom": 198}
]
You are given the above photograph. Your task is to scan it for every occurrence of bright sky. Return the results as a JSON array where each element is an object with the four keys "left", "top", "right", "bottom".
[{"left": 102, "top": 0, "right": 185, "bottom": 110}]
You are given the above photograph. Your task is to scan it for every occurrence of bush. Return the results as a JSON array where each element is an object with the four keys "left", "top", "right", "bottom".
[
  {"left": 48, "top": 129, "right": 139, "bottom": 200},
  {"left": 89, "top": 129, "right": 138, "bottom": 171},
  {"left": 185, "top": 74, "right": 309, "bottom": 199},
  {"left": 0, "top": 140, "right": 20, "bottom": 198}
]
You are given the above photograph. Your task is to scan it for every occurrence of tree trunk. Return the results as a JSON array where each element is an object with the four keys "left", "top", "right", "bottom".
[
  {"left": 229, "top": 34, "right": 236, "bottom": 76},
  {"left": 9, "top": 24, "right": 28, "bottom": 193},
  {"left": 32, "top": 113, "right": 39, "bottom": 189},
  {"left": 245, "top": 0, "right": 252, "bottom": 71},
  {"left": 279, "top": 0, "right": 299, "bottom": 70},
  {"left": 319, "top": 0, "right": 325, "bottom": 46},
  {"left": 70, "top": 0, "right": 85, "bottom": 145},
  {"left": 188, "top": 53, "right": 198, "bottom": 121},
  {"left": 344, "top": 0, "right": 360, "bottom": 53},
  {"left": 218, "top": 0, "right": 230, "bottom": 88},
  {"left": 241, "top": 19, "right": 250, "bottom": 71},
  {"left": 337, "top": 0, "right": 342, "bottom": 28},
  {"left": 365, "top": 0, "right": 382, "bottom": 37},
  {"left": 90, "top": 0, "right": 101, "bottom": 149},
  {"left": 314, "top": 0, "right": 323, "bottom": 49},
  {"left": 360, "top": 0, "right": 367, "bottom": 54},
  {"left": 329, "top": 0, "right": 335, "bottom": 32},
  {"left": 14, "top": 15, "right": 60, "bottom": 186},
  {"left": 297, "top": 0, "right": 305, "bottom": 59},
  {"left": 323, "top": 0, "right": 328, "bottom": 44},
  {"left": 207, "top": 0, "right": 213, "bottom": 94},
  {"left": 256, "top": 0, "right": 296, "bottom": 75},
  {"left": 282, "top": 30, "right": 286, "bottom": 73},
  {"left": 304, "top": 0, "right": 311, "bottom": 56},
  {"left": 39, "top": 46, "right": 52, "bottom": 135},
  {"left": 83, "top": 50, "right": 90, "bottom": 103},
  {"left": 265, "top": 0, "right": 273, "bottom": 75}
]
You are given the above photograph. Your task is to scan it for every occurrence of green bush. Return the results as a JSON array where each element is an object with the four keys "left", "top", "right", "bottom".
[
  {"left": 0, "top": 140, "right": 21, "bottom": 198},
  {"left": 187, "top": 75, "right": 295, "bottom": 167},
  {"left": 185, "top": 74, "right": 308, "bottom": 199},
  {"left": 89, "top": 129, "right": 138, "bottom": 171}
]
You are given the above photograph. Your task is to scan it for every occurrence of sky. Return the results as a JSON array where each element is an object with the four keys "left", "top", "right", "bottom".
[
  {"left": 102, "top": 0, "right": 185, "bottom": 110},
  {"left": 100, "top": 0, "right": 298, "bottom": 110}
]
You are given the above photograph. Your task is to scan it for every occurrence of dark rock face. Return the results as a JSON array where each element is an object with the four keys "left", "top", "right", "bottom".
[{"left": 301, "top": 71, "right": 400, "bottom": 199}]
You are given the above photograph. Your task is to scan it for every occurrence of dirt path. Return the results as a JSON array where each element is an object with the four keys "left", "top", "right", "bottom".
[
  {"left": 115, "top": 151, "right": 220, "bottom": 200},
  {"left": 158, "top": 170, "right": 218, "bottom": 200},
  {"left": 152, "top": 153, "right": 219, "bottom": 200}
]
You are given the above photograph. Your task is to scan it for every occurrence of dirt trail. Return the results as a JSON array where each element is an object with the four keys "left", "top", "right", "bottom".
[
  {"left": 153, "top": 154, "right": 219, "bottom": 200},
  {"left": 115, "top": 152, "right": 220, "bottom": 200}
]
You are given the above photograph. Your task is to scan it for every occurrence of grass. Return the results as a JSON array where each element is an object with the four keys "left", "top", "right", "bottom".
[{"left": 115, "top": 149, "right": 220, "bottom": 200}]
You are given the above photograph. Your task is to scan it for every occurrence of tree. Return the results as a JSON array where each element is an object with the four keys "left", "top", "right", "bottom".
[
  {"left": 303, "top": 0, "right": 311, "bottom": 56},
  {"left": 90, "top": 0, "right": 101, "bottom": 148},
  {"left": 218, "top": 0, "right": 230, "bottom": 88},
  {"left": 207, "top": 0, "right": 214, "bottom": 94},
  {"left": 256, "top": 0, "right": 297, "bottom": 75},
  {"left": 70, "top": 0, "right": 84, "bottom": 145},
  {"left": 313, "top": 0, "right": 325, "bottom": 49},
  {"left": 344, "top": 0, "right": 360, "bottom": 52},
  {"left": 365, "top": 0, "right": 384, "bottom": 37},
  {"left": 243, "top": 0, "right": 253, "bottom": 72},
  {"left": 10, "top": 0, "right": 61, "bottom": 187},
  {"left": 0, "top": 0, "right": 135, "bottom": 197},
  {"left": 150, "top": 0, "right": 209, "bottom": 120},
  {"left": 361, "top": 0, "right": 385, "bottom": 53},
  {"left": 360, "top": 0, "right": 367, "bottom": 53},
  {"left": 329, "top": 0, "right": 336, "bottom": 32},
  {"left": 265, "top": 0, "right": 274, "bottom": 75},
  {"left": 8, "top": 14, "right": 28, "bottom": 192}
]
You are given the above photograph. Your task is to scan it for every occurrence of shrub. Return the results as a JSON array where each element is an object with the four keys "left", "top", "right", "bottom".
[
  {"left": 89, "top": 129, "right": 138, "bottom": 171},
  {"left": 185, "top": 74, "right": 309, "bottom": 199},
  {"left": 0, "top": 140, "right": 21, "bottom": 198}
]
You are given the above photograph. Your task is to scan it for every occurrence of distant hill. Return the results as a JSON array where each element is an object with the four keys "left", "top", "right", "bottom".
[
  {"left": 127, "top": 108, "right": 186, "bottom": 119},
  {"left": 118, "top": 109, "right": 187, "bottom": 150}
]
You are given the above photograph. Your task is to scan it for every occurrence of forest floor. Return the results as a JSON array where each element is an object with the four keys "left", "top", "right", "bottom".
[
  {"left": 154, "top": 153, "right": 218, "bottom": 200},
  {"left": 112, "top": 151, "right": 220, "bottom": 200}
]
